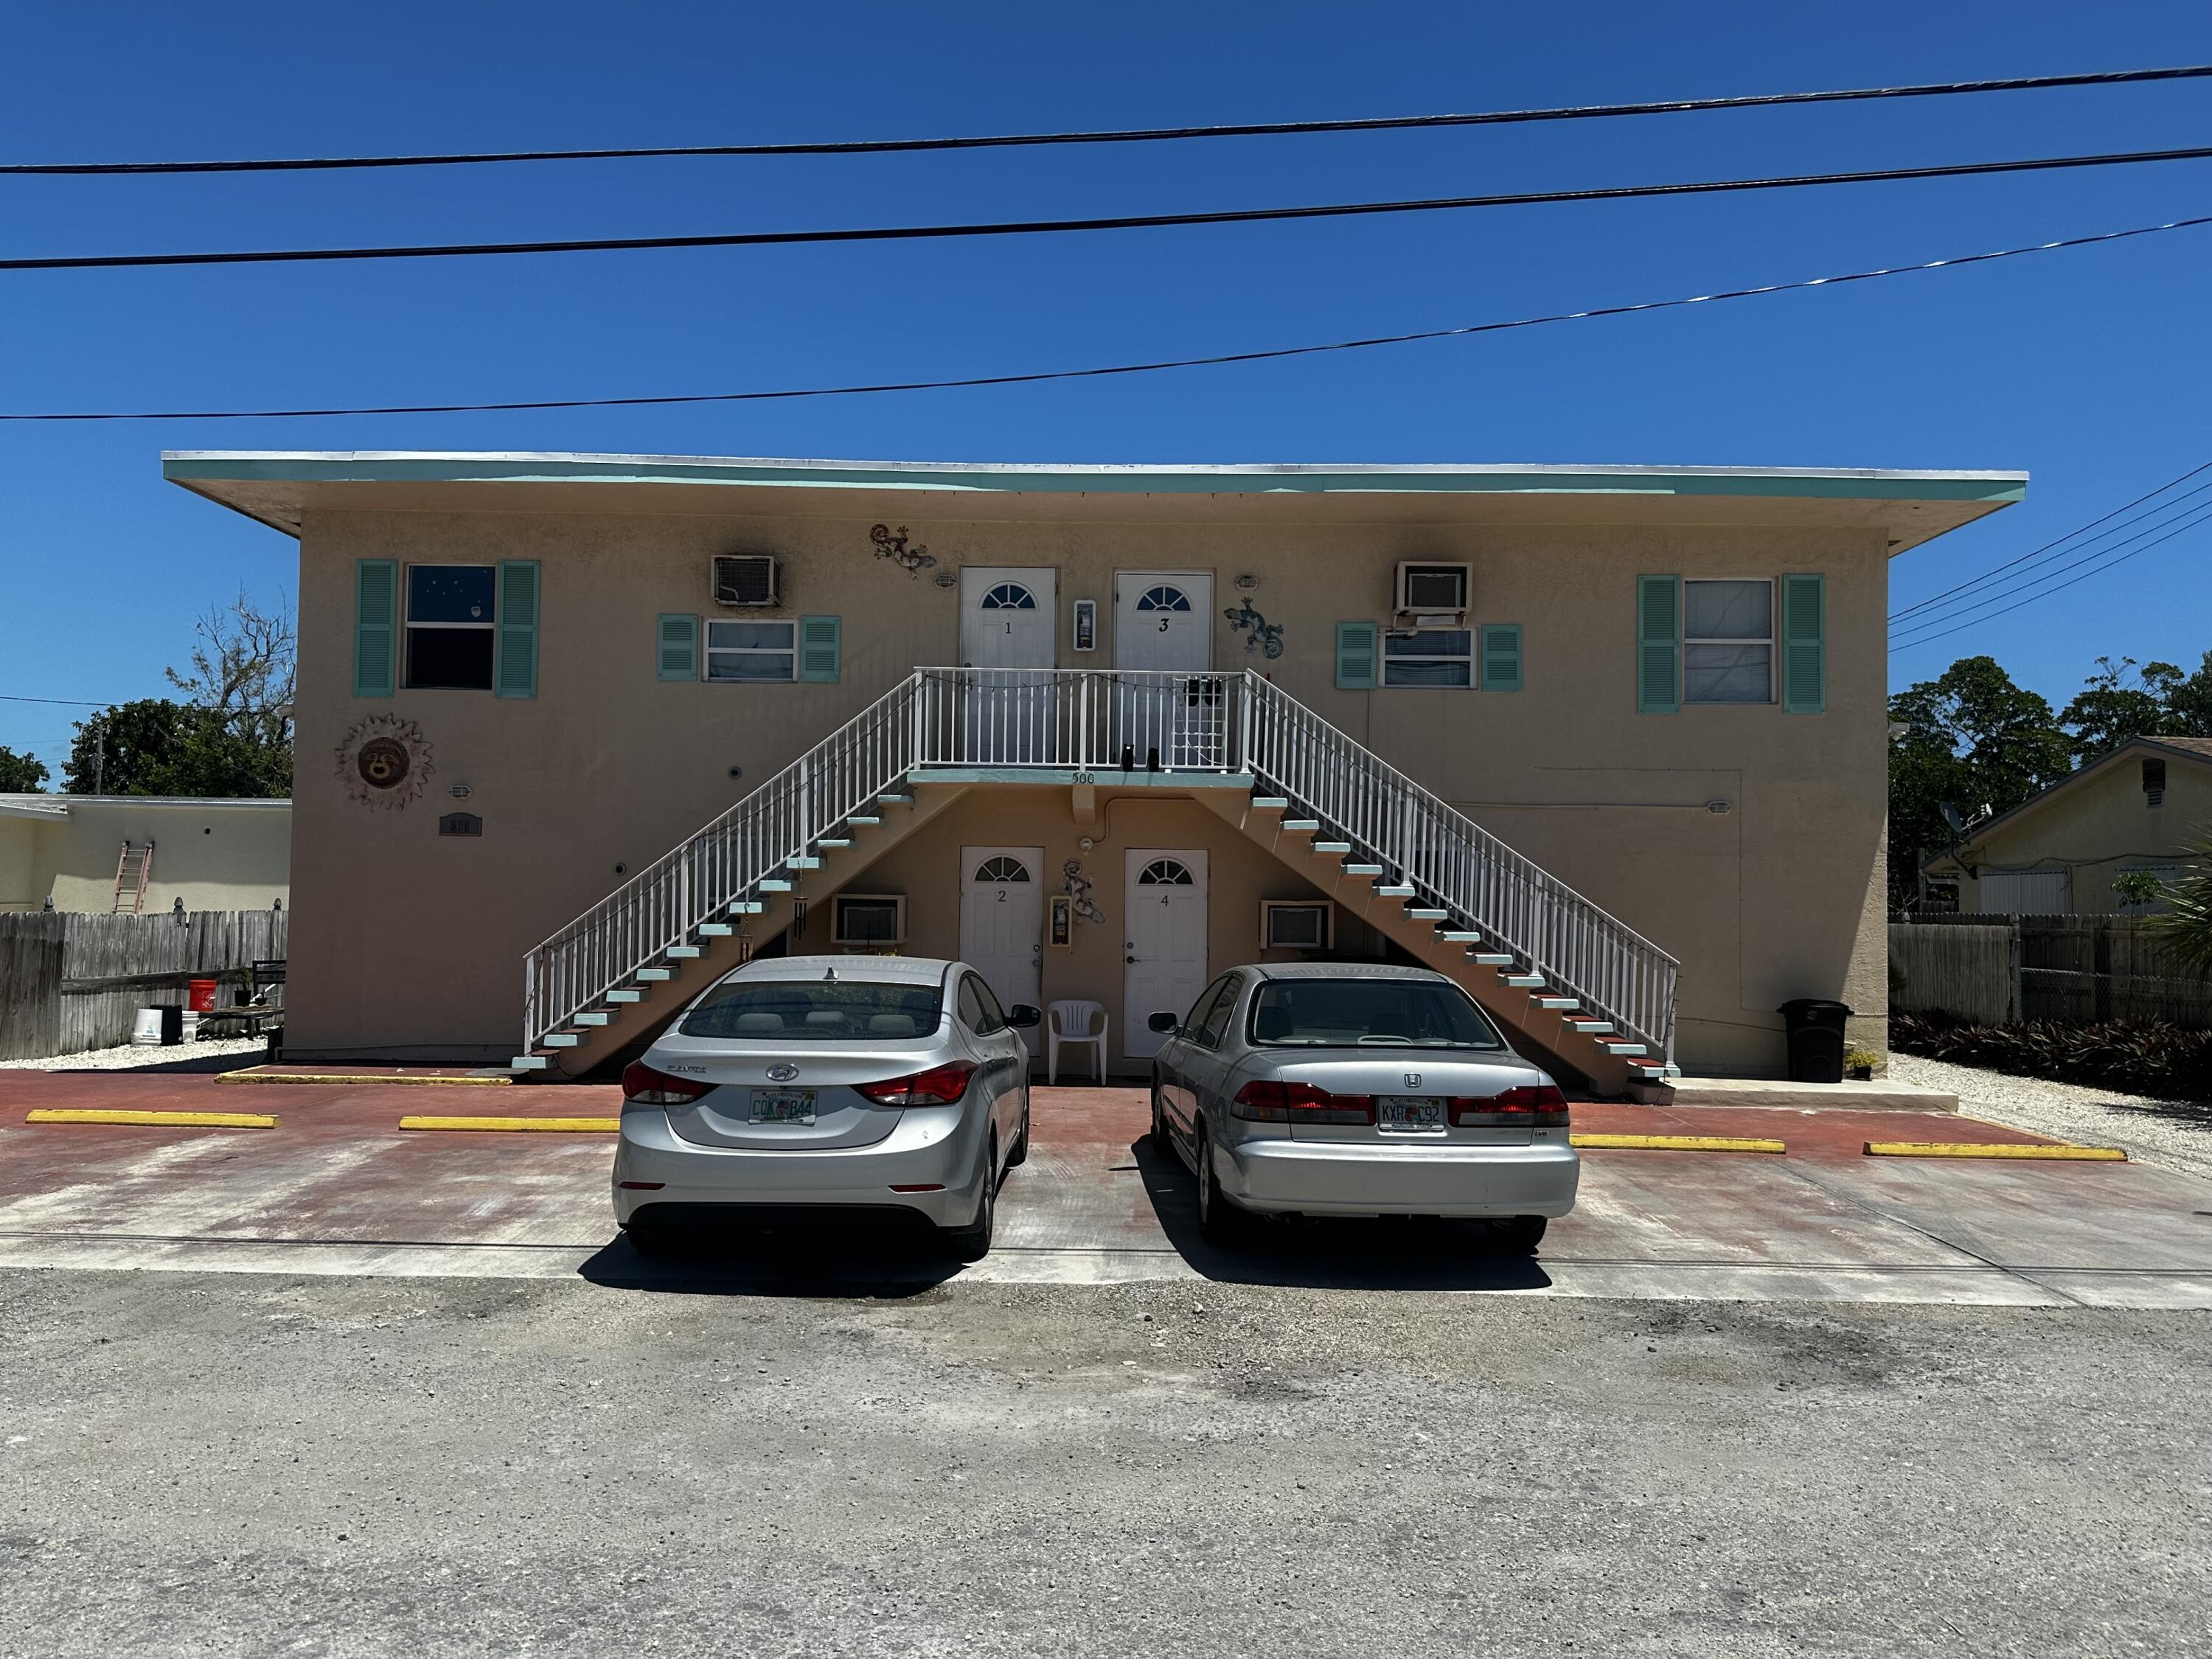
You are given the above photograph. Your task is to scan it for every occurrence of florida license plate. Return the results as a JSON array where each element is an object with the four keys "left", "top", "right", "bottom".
[
  {"left": 748, "top": 1088, "right": 817, "bottom": 1124},
  {"left": 1377, "top": 1096, "right": 1445, "bottom": 1132}
]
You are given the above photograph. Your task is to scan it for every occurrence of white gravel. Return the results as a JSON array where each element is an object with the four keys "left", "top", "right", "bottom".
[
  {"left": 1888, "top": 1051, "right": 2212, "bottom": 1180},
  {"left": 0, "top": 1035, "right": 268, "bottom": 1074}
]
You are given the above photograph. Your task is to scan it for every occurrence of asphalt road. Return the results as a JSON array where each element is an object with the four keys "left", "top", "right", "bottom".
[{"left": 3, "top": 1267, "right": 2207, "bottom": 1657}]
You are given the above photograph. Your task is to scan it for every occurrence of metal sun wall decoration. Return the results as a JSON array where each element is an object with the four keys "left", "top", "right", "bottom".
[
  {"left": 1224, "top": 598, "right": 1286, "bottom": 658},
  {"left": 1062, "top": 859, "right": 1105, "bottom": 925},
  {"left": 869, "top": 524, "right": 938, "bottom": 576},
  {"left": 335, "top": 713, "right": 434, "bottom": 810}
]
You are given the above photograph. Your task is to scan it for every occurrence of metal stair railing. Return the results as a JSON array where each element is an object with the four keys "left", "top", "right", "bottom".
[
  {"left": 523, "top": 674, "right": 922, "bottom": 1054},
  {"left": 1243, "top": 671, "right": 1678, "bottom": 1062}
]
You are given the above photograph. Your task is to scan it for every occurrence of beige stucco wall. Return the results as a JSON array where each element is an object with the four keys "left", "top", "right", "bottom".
[
  {"left": 0, "top": 799, "right": 291, "bottom": 914},
  {"left": 284, "top": 495, "right": 1892, "bottom": 1072},
  {"left": 1937, "top": 753, "right": 2212, "bottom": 914}
]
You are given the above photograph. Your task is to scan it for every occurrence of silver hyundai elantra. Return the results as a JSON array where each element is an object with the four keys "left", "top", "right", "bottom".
[
  {"left": 1147, "top": 962, "right": 1579, "bottom": 1250},
  {"left": 613, "top": 956, "right": 1037, "bottom": 1259}
]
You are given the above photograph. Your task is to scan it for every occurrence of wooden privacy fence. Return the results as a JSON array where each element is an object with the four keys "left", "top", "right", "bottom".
[
  {"left": 0, "top": 910, "right": 288, "bottom": 1060},
  {"left": 1890, "top": 914, "right": 2212, "bottom": 1030}
]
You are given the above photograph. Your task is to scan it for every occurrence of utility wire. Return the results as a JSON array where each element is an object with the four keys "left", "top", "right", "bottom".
[
  {"left": 5, "top": 213, "right": 2205, "bottom": 422},
  {"left": 7, "top": 143, "right": 2212, "bottom": 274},
  {"left": 7, "top": 64, "right": 2210, "bottom": 175},
  {"left": 1891, "top": 489, "right": 2212, "bottom": 642},
  {"left": 1891, "top": 501, "right": 2212, "bottom": 652},
  {"left": 1888, "top": 471, "right": 2212, "bottom": 631},
  {"left": 1889, "top": 456, "right": 2212, "bottom": 622}
]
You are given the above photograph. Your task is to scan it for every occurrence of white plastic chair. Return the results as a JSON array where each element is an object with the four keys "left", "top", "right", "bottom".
[{"left": 1047, "top": 999, "right": 1108, "bottom": 1085}]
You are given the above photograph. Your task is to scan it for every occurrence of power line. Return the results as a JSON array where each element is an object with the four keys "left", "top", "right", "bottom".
[
  {"left": 1891, "top": 490, "right": 2212, "bottom": 643},
  {"left": 5, "top": 213, "right": 2205, "bottom": 422},
  {"left": 8, "top": 64, "right": 2210, "bottom": 175},
  {"left": 8, "top": 143, "right": 2212, "bottom": 274},
  {"left": 1888, "top": 471, "right": 2212, "bottom": 632},
  {"left": 1891, "top": 501, "right": 2212, "bottom": 653}
]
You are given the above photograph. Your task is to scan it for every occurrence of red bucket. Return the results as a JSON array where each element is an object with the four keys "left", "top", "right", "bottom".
[{"left": 187, "top": 977, "right": 219, "bottom": 1013}]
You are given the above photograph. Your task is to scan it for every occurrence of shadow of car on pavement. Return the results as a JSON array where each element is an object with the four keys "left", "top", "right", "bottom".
[
  {"left": 577, "top": 1219, "right": 964, "bottom": 1299},
  {"left": 1128, "top": 1135, "right": 1555, "bottom": 1292}
]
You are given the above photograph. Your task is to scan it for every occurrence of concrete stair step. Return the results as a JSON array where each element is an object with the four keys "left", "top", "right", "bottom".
[
  {"left": 667, "top": 945, "right": 703, "bottom": 959},
  {"left": 1439, "top": 931, "right": 1484, "bottom": 942},
  {"left": 1567, "top": 1019, "right": 1615, "bottom": 1034},
  {"left": 787, "top": 857, "right": 822, "bottom": 871},
  {"left": 1534, "top": 995, "right": 1578, "bottom": 1010},
  {"left": 698, "top": 922, "right": 734, "bottom": 936},
  {"left": 818, "top": 838, "right": 852, "bottom": 849},
  {"left": 1601, "top": 1041, "right": 1648, "bottom": 1056},
  {"left": 1344, "top": 861, "right": 1384, "bottom": 877},
  {"left": 848, "top": 814, "right": 883, "bottom": 827},
  {"left": 1377, "top": 883, "right": 1416, "bottom": 897},
  {"left": 1312, "top": 841, "right": 1352, "bottom": 855},
  {"left": 607, "top": 990, "right": 646, "bottom": 1004},
  {"left": 759, "top": 880, "right": 793, "bottom": 893},
  {"left": 544, "top": 1033, "right": 583, "bottom": 1048},
  {"left": 728, "top": 900, "right": 765, "bottom": 915},
  {"left": 510, "top": 1054, "right": 551, "bottom": 1071},
  {"left": 1281, "top": 818, "right": 1321, "bottom": 832},
  {"left": 879, "top": 793, "right": 913, "bottom": 807},
  {"left": 636, "top": 968, "right": 675, "bottom": 983},
  {"left": 1407, "top": 907, "right": 1447, "bottom": 920},
  {"left": 1467, "top": 952, "right": 1514, "bottom": 966},
  {"left": 1500, "top": 973, "right": 1545, "bottom": 988},
  {"left": 1251, "top": 796, "right": 1290, "bottom": 810},
  {"left": 574, "top": 1012, "right": 614, "bottom": 1027}
]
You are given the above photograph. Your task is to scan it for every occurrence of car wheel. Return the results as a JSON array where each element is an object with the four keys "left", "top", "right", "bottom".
[
  {"left": 1494, "top": 1215, "right": 1548, "bottom": 1253},
  {"left": 1195, "top": 1121, "right": 1247, "bottom": 1247},
  {"left": 1006, "top": 1094, "right": 1031, "bottom": 1169},
  {"left": 1150, "top": 1080, "right": 1175, "bottom": 1158},
  {"left": 945, "top": 1138, "right": 998, "bottom": 1262}
]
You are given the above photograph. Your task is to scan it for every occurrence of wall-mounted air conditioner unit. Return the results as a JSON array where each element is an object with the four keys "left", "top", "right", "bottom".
[
  {"left": 1394, "top": 561, "right": 1472, "bottom": 625},
  {"left": 1262, "top": 900, "right": 1333, "bottom": 952},
  {"left": 712, "top": 554, "right": 779, "bottom": 608},
  {"left": 832, "top": 893, "right": 907, "bottom": 947}
]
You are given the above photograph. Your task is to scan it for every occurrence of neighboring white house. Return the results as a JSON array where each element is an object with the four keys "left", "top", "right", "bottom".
[{"left": 0, "top": 795, "right": 291, "bottom": 913}]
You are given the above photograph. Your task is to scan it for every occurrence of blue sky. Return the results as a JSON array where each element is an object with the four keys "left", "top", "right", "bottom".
[{"left": 4, "top": 0, "right": 2210, "bottom": 768}]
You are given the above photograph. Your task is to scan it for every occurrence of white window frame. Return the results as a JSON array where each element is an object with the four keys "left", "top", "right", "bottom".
[
  {"left": 1380, "top": 627, "right": 1474, "bottom": 689},
  {"left": 832, "top": 893, "right": 908, "bottom": 946},
  {"left": 403, "top": 562, "right": 497, "bottom": 690},
  {"left": 703, "top": 617, "right": 799, "bottom": 683},
  {"left": 1682, "top": 577, "right": 1775, "bottom": 706}
]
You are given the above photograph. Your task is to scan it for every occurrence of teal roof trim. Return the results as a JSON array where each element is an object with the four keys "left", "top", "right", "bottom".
[{"left": 162, "top": 452, "right": 2028, "bottom": 505}]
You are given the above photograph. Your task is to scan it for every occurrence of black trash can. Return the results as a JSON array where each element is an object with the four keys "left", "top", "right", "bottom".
[{"left": 1777, "top": 998, "right": 1853, "bottom": 1084}]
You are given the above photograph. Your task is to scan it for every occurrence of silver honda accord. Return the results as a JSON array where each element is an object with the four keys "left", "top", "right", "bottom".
[
  {"left": 1147, "top": 962, "right": 1579, "bottom": 1250},
  {"left": 613, "top": 956, "right": 1037, "bottom": 1259}
]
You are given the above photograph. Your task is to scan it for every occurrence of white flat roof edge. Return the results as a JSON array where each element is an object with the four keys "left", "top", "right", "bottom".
[{"left": 0, "top": 794, "right": 291, "bottom": 810}]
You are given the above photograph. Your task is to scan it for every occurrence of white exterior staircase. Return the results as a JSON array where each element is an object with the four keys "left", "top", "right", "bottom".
[{"left": 517, "top": 669, "right": 1678, "bottom": 1088}]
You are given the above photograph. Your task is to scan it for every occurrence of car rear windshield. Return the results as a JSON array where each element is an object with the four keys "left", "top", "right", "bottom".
[
  {"left": 680, "top": 980, "right": 945, "bottom": 1041},
  {"left": 1248, "top": 978, "right": 1504, "bottom": 1048}
]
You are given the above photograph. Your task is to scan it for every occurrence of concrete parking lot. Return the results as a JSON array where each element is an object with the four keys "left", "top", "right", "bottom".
[{"left": 4, "top": 1071, "right": 2211, "bottom": 1307}]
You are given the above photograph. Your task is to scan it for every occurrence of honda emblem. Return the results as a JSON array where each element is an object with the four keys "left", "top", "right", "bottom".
[{"left": 1405, "top": 1073, "right": 1422, "bottom": 1088}]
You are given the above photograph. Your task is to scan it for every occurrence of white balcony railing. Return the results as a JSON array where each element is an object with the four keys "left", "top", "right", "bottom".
[{"left": 522, "top": 667, "right": 1677, "bottom": 1065}]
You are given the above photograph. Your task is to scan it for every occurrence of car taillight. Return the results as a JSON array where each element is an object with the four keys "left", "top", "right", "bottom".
[
  {"left": 855, "top": 1062, "right": 975, "bottom": 1107},
  {"left": 1232, "top": 1080, "right": 1375, "bottom": 1124},
  {"left": 621, "top": 1061, "right": 712, "bottom": 1107},
  {"left": 1450, "top": 1084, "right": 1570, "bottom": 1127}
]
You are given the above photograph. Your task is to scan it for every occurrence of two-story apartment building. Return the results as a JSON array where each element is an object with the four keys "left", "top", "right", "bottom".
[{"left": 167, "top": 451, "right": 2024, "bottom": 1087}]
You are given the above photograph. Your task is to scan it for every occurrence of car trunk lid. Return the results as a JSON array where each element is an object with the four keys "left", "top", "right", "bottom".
[
  {"left": 1245, "top": 1053, "right": 1548, "bottom": 1147},
  {"left": 648, "top": 1033, "right": 951, "bottom": 1150}
]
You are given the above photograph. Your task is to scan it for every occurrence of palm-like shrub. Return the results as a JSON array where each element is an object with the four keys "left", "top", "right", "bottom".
[{"left": 2155, "top": 829, "right": 2212, "bottom": 975}]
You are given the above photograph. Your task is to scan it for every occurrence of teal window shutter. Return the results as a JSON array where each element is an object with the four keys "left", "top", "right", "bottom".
[
  {"left": 1480, "top": 623, "right": 1523, "bottom": 692},
  {"left": 494, "top": 560, "right": 539, "bottom": 699},
  {"left": 353, "top": 559, "right": 397, "bottom": 698},
  {"left": 657, "top": 614, "right": 699, "bottom": 681},
  {"left": 1781, "top": 573, "right": 1826, "bottom": 714},
  {"left": 1636, "top": 575, "right": 1680, "bottom": 714},
  {"left": 1335, "top": 621, "right": 1378, "bottom": 689},
  {"left": 799, "top": 616, "right": 843, "bottom": 683}
]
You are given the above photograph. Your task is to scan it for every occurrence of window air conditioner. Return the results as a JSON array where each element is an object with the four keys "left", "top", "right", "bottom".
[
  {"left": 1394, "top": 561, "right": 1472, "bottom": 625},
  {"left": 1262, "top": 900, "right": 1333, "bottom": 951},
  {"left": 712, "top": 554, "right": 779, "bottom": 608},
  {"left": 832, "top": 894, "right": 907, "bottom": 947}
]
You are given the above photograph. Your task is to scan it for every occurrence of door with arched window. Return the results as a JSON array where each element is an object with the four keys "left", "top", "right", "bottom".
[
  {"left": 959, "top": 566, "right": 1057, "bottom": 762},
  {"left": 1113, "top": 571, "right": 1217, "bottom": 769},
  {"left": 960, "top": 846, "right": 1045, "bottom": 1055},
  {"left": 1124, "top": 847, "right": 1209, "bottom": 1060}
]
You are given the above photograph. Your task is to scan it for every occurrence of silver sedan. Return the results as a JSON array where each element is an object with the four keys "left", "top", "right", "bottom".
[
  {"left": 1147, "top": 962, "right": 1579, "bottom": 1250},
  {"left": 613, "top": 956, "right": 1037, "bottom": 1259}
]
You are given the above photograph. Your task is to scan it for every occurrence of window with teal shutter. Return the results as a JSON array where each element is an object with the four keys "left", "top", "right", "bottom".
[
  {"left": 799, "top": 616, "right": 843, "bottom": 682},
  {"left": 1636, "top": 574, "right": 1680, "bottom": 714},
  {"left": 1335, "top": 621, "right": 1378, "bottom": 689},
  {"left": 1781, "top": 573, "right": 1826, "bottom": 714},
  {"left": 494, "top": 561, "right": 539, "bottom": 699},
  {"left": 1480, "top": 624, "right": 1523, "bottom": 692},
  {"left": 353, "top": 559, "right": 397, "bottom": 698},
  {"left": 658, "top": 614, "right": 700, "bottom": 681}
]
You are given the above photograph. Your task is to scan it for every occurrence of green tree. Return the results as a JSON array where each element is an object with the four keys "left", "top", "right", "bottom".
[
  {"left": 2059, "top": 655, "right": 2186, "bottom": 764},
  {"left": 61, "top": 594, "right": 294, "bottom": 799},
  {"left": 2157, "top": 650, "right": 2212, "bottom": 737},
  {"left": 0, "top": 746, "right": 49, "bottom": 792},
  {"left": 1889, "top": 656, "right": 2073, "bottom": 905}
]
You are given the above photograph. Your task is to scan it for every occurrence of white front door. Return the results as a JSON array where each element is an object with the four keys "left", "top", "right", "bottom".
[
  {"left": 961, "top": 846, "right": 1045, "bottom": 1055},
  {"left": 1124, "top": 847, "right": 1209, "bottom": 1059},
  {"left": 1113, "top": 572, "right": 1220, "bottom": 769},
  {"left": 960, "top": 567, "right": 1057, "bottom": 762}
]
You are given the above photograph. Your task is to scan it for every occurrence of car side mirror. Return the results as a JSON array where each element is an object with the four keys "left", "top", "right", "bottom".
[
  {"left": 1007, "top": 1004, "right": 1041, "bottom": 1030},
  {"left": 1147, "top": 1012, "right": 1180, "bottom": 1034}
]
